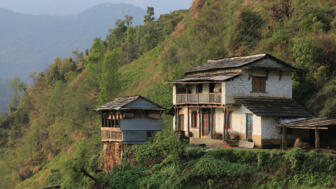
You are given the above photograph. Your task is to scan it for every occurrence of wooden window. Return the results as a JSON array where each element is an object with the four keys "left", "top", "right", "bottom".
[
  {"left": 209, "top": 83, "right": 215, "bottom": 93},
  {"left": 178, "top": 114, "right": 184, "bottom": 131},
  {"left": 197, "top": 84, "right": 203, "bottom": 93},
  {"left": 252, "top": 76, "right": 266, "bottom": 92},
  {"left": 191, "top": 111, "right": 198, "bottom": 128}
]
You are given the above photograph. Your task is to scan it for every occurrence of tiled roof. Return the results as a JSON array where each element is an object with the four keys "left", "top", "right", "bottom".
[
  {"left": 170, "top": 72, "right": 240, "bottom": 83},
  {"left": 185, "top": 54, "right": 296, "bottom": 74},
  {"left": 280, "top": 118, "right": 336, "bottom": 128},
  {"left": 96, "top": 96, "right": 164, "bottom": 111},
  {"left": 235, "top": 97, "right": 312, "bottom": 117}
]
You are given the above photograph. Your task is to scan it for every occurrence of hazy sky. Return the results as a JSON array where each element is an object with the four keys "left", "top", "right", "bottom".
[{"left": 0, "top": 0, "right": 193, "bottom": 15}]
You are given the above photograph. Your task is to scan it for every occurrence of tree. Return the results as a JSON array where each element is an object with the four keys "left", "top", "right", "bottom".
[
  {"left": 144, "top": 7, "right": 155, "bottom": 24},
  {"left": 8, "top": 77, "right": 25, "bottom": 111},
  {"left": 98, "top": 50, "right": 121, "bottom": 105},
  {"left": 124, "top": 15, "right": 133, "bottom": 27}
]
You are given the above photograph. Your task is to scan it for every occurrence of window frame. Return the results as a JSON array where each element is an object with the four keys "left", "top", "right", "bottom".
[
  {"left": 191, "top": 111, "right": 198, "bottom": 129},
  {"left": 252, "top": 76, "right": 267, "bottom": 92}
]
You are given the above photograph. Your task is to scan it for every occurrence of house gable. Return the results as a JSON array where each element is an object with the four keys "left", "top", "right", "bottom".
[
  {"left": 123, "top": 97, "right": 163, "bottom": 110},
  {"left": 242, "top": 57, "right": 295, "bottom": 72}
]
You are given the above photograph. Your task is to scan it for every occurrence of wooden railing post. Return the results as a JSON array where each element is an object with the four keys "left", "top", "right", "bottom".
[{"left": 315, "top": 129, "right": 320, "bottom": 149}]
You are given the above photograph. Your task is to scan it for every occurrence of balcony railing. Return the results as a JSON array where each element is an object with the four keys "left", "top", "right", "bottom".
[
  {"left": 101, "top": 127, "right": 122, "bottom": 142},
  {"left": 175, "top": 93, "right": 221, "bottom": 104}
]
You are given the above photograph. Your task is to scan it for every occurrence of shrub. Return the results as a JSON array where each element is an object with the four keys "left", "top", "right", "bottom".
[{"left": 192, "top": 154, "right": 257, "bottom": 178}]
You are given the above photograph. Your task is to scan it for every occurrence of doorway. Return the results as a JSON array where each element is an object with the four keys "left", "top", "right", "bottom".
[
  {"left": 246, "top": 114, "right": 253, "bottom": 140},
  {"left": 202, "top": 110, "right": 214, "bottom": 138}
]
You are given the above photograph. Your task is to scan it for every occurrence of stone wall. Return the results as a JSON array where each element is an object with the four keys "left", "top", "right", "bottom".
[
  {"left": 103, "top": 142, "right": 131, "bottom": 172},
  {"left": 224, "top": 64, "right": 292, "bottom": 104}
]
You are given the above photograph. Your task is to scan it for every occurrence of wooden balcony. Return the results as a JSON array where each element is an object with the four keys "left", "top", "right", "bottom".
[
  {"left": 101, "top": 127, "right": 122, "bottom": 142},
  {"left": 175, "top": 93, "right": 222, "bottom": 105}
]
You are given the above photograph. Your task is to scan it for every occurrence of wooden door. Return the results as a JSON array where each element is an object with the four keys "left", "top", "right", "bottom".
[
  {"left": 246, "top": 114, "right": 253, "bottom": 140},
  {"left": 202, "top": 110, "right": 214, "bottom": 137},
  {"left": 178, "top": 115, "right": 184, "bottom": 131}
]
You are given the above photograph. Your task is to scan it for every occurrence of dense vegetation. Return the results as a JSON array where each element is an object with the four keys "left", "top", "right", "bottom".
[
  {"left": 0, "top": 80, "right": 11, "bottom": 112},
  {"left": 2, "top": 0, "right": 336, "bottom": 188}
]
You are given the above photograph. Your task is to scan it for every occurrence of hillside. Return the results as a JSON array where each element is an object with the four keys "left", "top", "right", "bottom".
[
  {"left": 0, "top": 3, "right": 145, "bottom": 82},
  {"left": 2, "top": 0, "right": 336, "bottom": 188}
]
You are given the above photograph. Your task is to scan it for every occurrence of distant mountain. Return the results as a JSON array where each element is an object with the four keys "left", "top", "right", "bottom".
[{"left": 0, "top": 3, "right": 145, "bottom": 81}]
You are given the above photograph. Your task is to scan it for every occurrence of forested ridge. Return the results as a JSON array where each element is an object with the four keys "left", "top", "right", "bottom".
[{"left": 2, "top": 0, "right": 336, "bottom": 188}]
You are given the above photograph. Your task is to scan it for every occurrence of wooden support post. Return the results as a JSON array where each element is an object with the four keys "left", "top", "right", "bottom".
[
  {"left": 199, "top": 108, "right": 201, "bottom": 138},
  {"left": 175, "top": 107, "right": 178, "bottom": 131},
  {"left": 200, "top": 109, "right": 203, "bottom": 137},
  {"left": 117, "top": 112, "right": 121, "bottom": 127},
  {"left": 315, "top": 129, "right": 320, "bottom": 149},
  {"left": 187, "top": 107, "right": 190, "bottom": 137},
  {"left": 210, "top": 108, "right": 213, "bottom": 139},
  {"left": 282, "top": 126, "right": 287, "bottom": 150},
  {"left": 223, "top": 109, "right": 225, "bottom": 141},
  {"left": 224, "top": 108, "right": 229, "bottom": 140}
]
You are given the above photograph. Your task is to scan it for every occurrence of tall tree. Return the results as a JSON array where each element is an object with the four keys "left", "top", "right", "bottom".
[
  {"left": 8, "top": 77, "right": 25, "bottom": 111},
  {"left": 124, "top": 15, "right": 133, "bottom": 26},
  {"left": 98, "top": 50, "right": 121, "bottom": 105},
  {"left": 144, "top": 7, "right": 155, "bottom": 24}
]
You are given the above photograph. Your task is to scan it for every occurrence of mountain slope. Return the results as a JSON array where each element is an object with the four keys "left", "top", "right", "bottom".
[
  {"left": 3, "top": 0, "right": 336, "bottom": 188},
  {"left": 0, "top": 3, "right": 145, "bottom": 81}
]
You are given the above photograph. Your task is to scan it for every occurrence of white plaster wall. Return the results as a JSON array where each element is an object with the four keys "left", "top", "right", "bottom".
[
  {"left": 231, "top": 105, "right": 262, "bottom": 136},
  {"left": 173, "top": 115, "right": 176, "bottom": 130},
  {"left": 261, "top": 117, "right": 281, "bottom": 139},
  {"left": 215, "top": 109, "right": 224, "bottom": 133},
  {"left": 224, "top": 71, "right": 292, "bottom": 104},
  {"left": 173, "top": 85, "right": 176, "bottom": 104},
  {"left": 222, "top": 82, "right": 226, "bottom": 104}
]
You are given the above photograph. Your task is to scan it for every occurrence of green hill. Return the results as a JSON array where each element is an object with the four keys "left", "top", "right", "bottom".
[{"left": 2, "top": 0, "right": 336, "bottom": 188}]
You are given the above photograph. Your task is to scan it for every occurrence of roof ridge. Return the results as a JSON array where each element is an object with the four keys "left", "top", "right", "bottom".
[{"left": 207, "top": 53, "right": 267, "bottom": 63}]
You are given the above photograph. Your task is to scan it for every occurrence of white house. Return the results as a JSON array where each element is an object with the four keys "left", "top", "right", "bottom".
[{"left": 169, "top": 54, "right": 311, "bottom": 148}]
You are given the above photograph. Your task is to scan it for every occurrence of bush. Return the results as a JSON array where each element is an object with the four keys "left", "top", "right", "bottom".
[{"left": 192, "top": 154, "right": 257, "bottom": 178}]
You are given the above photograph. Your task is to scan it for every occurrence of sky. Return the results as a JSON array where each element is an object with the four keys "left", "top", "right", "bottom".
[{"left": 0, "top": 0, "right": 194, "bottom": 16}]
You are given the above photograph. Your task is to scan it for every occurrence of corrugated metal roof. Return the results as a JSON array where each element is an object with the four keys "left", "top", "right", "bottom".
[
  {"left": 185, "top": 54, "right": 296, "bottom": 74},
  {"left": 235, "top": 97, "right": 312, "bottom": 117},
  {"left": 280, "top": 118, "right": 336, "bottom": 128},
  {"left": 96, "top": 96, "right": 165, "bottom": 111},
  {"left": 171, "top": 72, "right": 240, "bottom": 83}
]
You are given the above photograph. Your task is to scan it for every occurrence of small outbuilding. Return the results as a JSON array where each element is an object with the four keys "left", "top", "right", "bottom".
[
  {"left": 96, "top": 96, "right": 164, "bottom": 171},
  {"left": 278, "top": 118, "right": 336, "bottom": 149}
]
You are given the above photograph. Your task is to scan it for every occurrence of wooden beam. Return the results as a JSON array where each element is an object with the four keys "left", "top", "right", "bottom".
[
  {"left": 284, "top": 126, "right": 328, "bottom": 130},
  {"left": 315, "top": 129, "right": 320, "bottom": 149}
]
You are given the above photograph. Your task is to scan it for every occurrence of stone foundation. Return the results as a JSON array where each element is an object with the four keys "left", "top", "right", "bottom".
[{"left": 103, "top": 142, "right": 121, "bottom": 172}]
